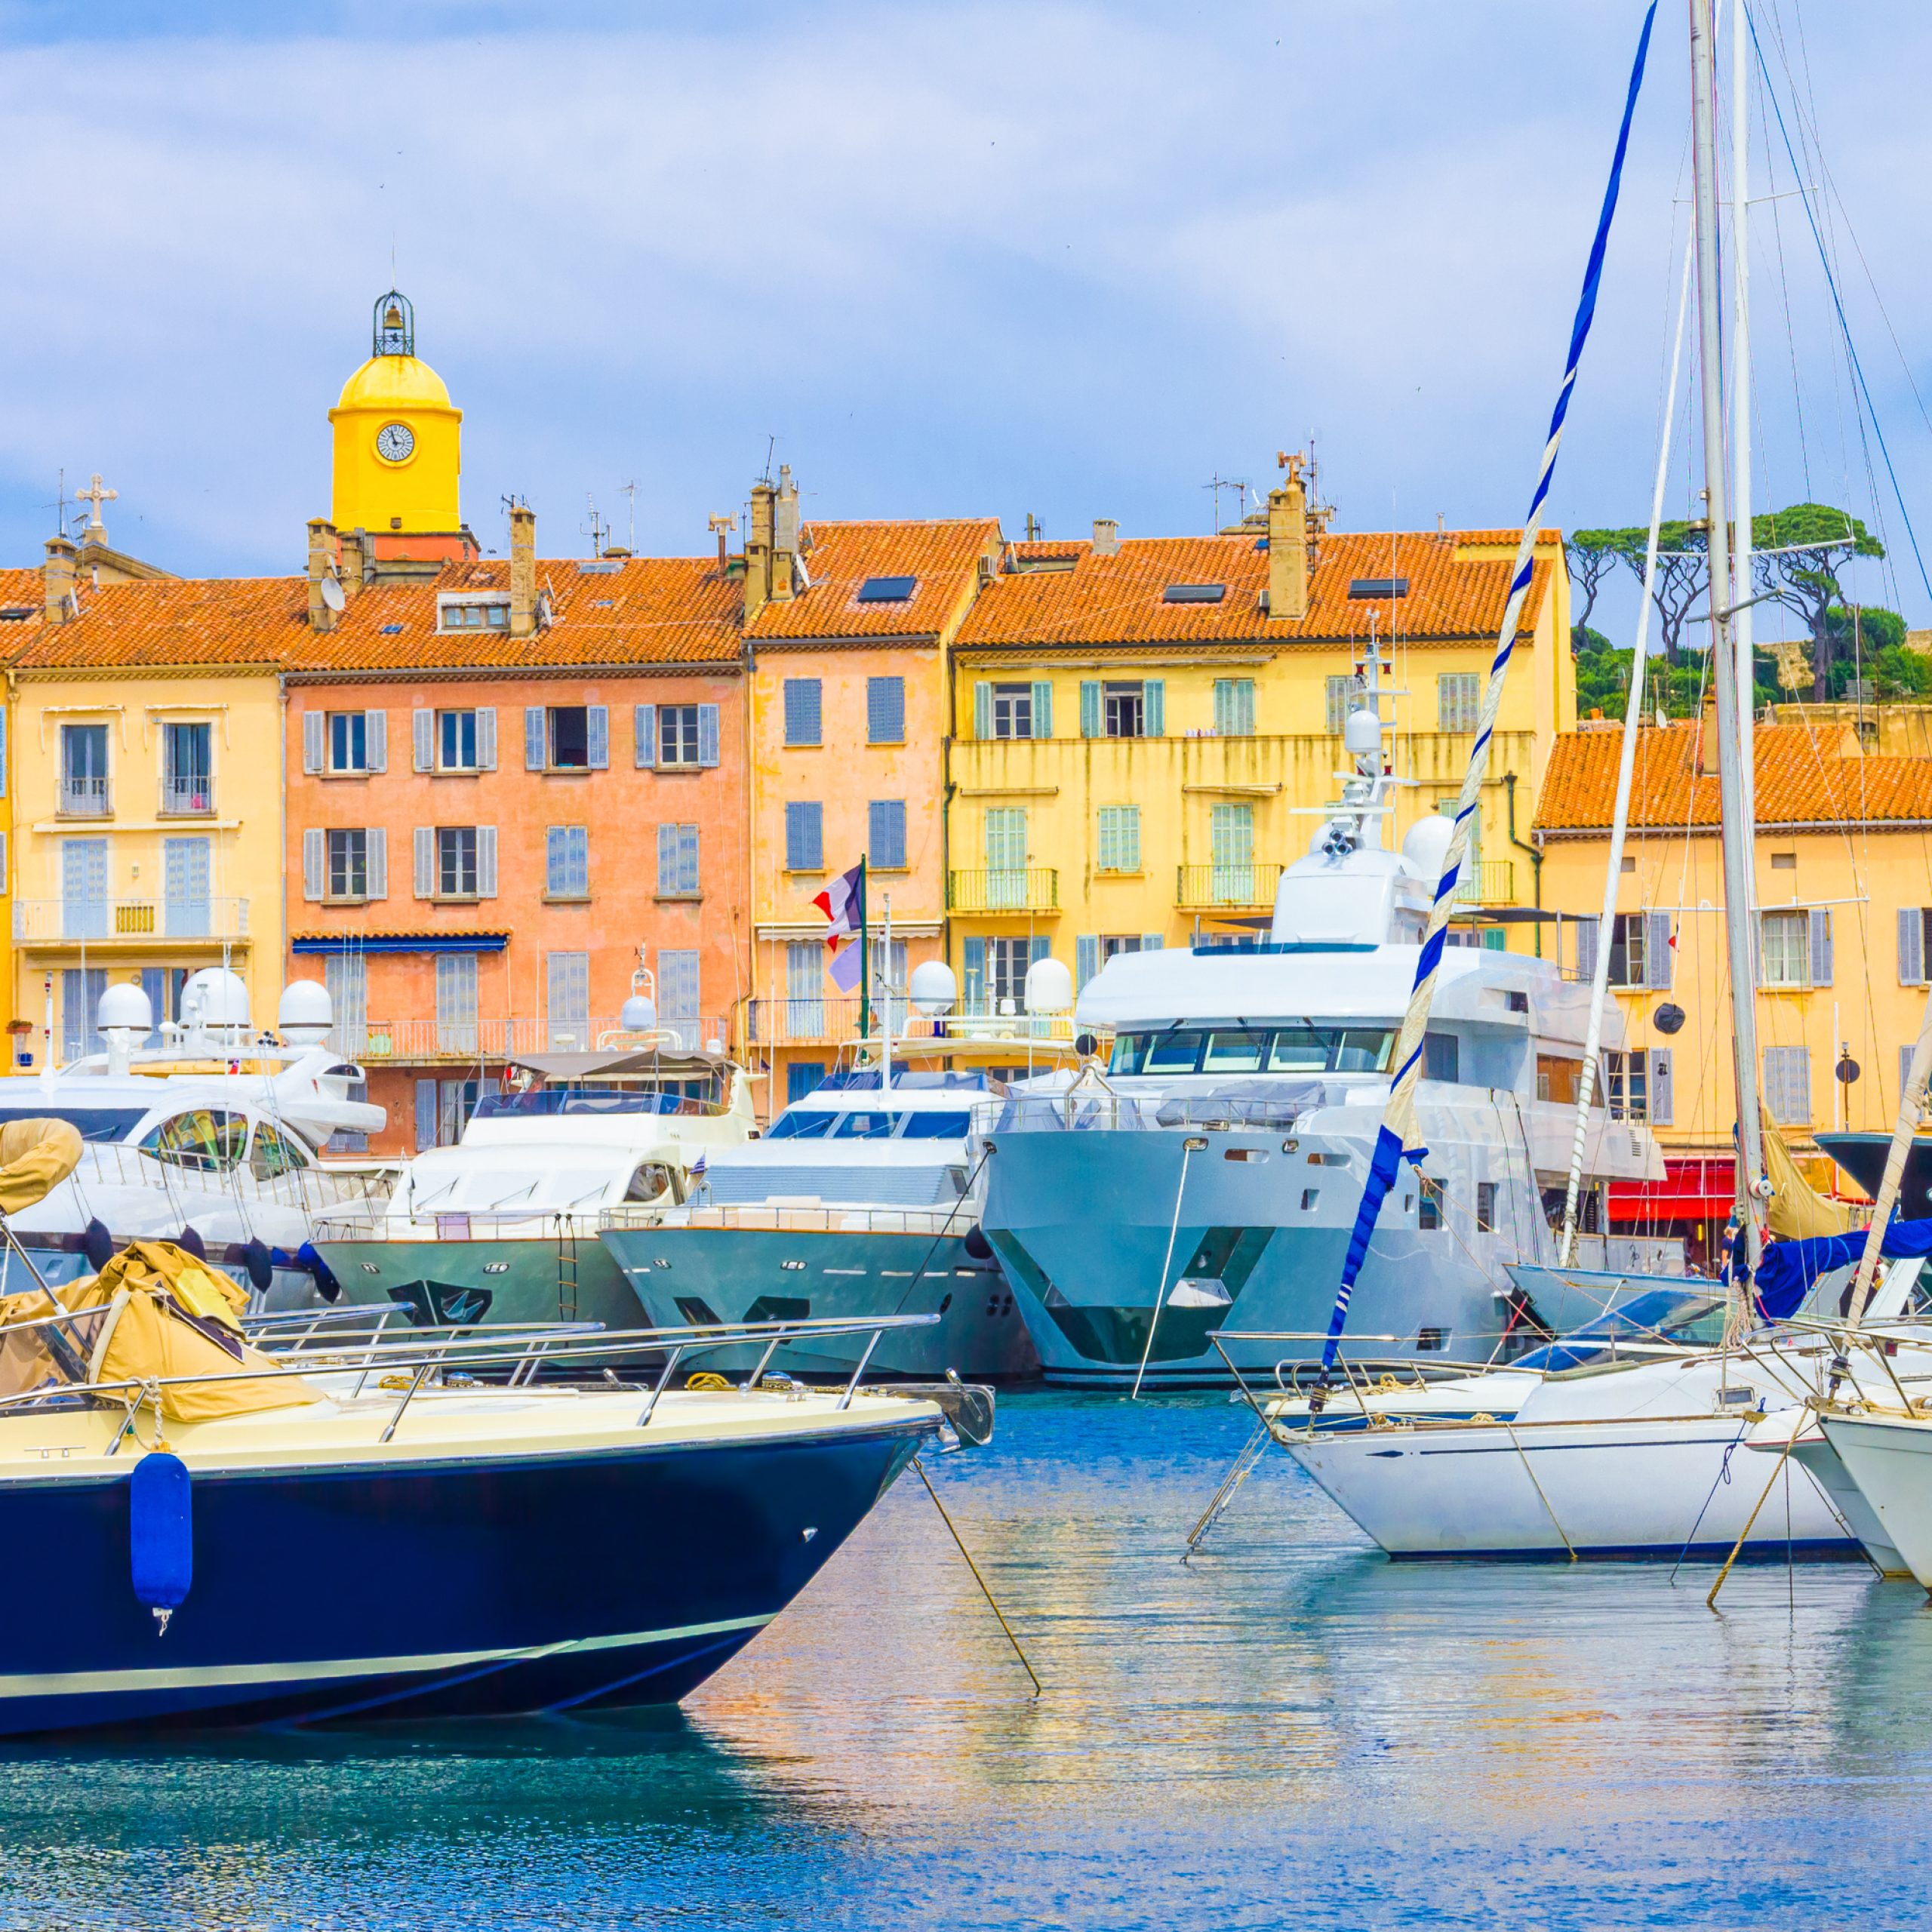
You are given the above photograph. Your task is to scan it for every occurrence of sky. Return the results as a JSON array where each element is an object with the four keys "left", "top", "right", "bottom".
[{"left": 0, "top": 0, "right": 1927, "bottom": 633}]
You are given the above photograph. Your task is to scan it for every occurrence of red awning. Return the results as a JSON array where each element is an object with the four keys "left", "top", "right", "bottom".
[{"left": 1611, "top": 1158, "right": 1736, "bottom": 1221}]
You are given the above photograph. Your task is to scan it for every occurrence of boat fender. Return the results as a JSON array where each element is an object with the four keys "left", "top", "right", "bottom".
[
  {"left": 129, "top": 1451, "right": 192, "bottom": 1635},
  {"left": 296, "top": 1241, "right": 342, "bottom": 1305},
  {"left": 962, "top": 1225, "right": 994, "bottom": 1262},
  {"left": 176, "top": 1226, "right": 208, "bottom": 1262},
  {"left": 82, "top": 1218, "right": 115, "bottom": 1272},
  {"left": 242, "top": 1238, "right": 274, "bottom": 1294}
]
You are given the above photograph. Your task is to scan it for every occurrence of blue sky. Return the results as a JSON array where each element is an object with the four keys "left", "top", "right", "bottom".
[{"left": 0, "top": 0, "right": 1924, "bottom": 632}]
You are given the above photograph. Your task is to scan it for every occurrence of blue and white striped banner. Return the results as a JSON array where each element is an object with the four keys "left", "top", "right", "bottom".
[{"left": 1318, "top": 2, "right": 1659, "bottom": 1374}]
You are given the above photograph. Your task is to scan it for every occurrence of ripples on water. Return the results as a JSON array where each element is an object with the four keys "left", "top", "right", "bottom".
[{"left": 2, "top": 1393, "right": 1930, "bottom": 1929}]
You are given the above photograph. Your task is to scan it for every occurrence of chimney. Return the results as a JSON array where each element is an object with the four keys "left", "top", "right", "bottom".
[
  {"left": 42, "top": 537, "right": 76, "bottom": 626},
  {"left": 1266, "top": 464, "right": 1309, "bottom": 621},
  {"left": 509, "top": 505, "right": 537, "bottom": 638},
  {"left": 771, "top": 463, "right": 799, "bottom": 604},
  {"left": 306, "top": 518, "right": 338, "bottom": 632},
  {"left": 744, "top": 476, "right": 777, "bottom": 623},
  {"left": 342, "top": 528, "right": 368, "bottom": 597},
  {"left": 1091, "top": 518, "right": 1120, "bottom": 558}
]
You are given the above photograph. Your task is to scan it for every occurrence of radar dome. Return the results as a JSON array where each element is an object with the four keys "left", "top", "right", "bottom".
[
  {"left": 620, "top": 994, "right": 657, "bottom": 1033},
  {"left": 909, "top": 960, "right": 958, "bottom": 1017},
  {"left": 1025, "top": 956, "right": 1074, "bottom": 1016},
  {"left": 278, "top": 980, "right": 334, "bottom": 1044},
  {"left": 96, "top": 982, "right": 153, "bottom": 1035},
  {"left": 181, "top": 967, "right": 251, "bottom": 1032},
  {"left": 1342, "top": 705, "right": 1383, "bottom": 756},
  {"left": 1401, "top": 814, "right": 1455, "bottom": 882}
]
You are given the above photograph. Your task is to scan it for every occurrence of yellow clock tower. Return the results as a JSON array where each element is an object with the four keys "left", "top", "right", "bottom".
[{"left": 328, "top": 291, "right": 469, "bottom": 558}]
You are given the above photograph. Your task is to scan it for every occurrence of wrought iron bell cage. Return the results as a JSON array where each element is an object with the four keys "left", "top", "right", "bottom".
[{"left": 373, "top": 290, "right": 415, "bottom": 358}]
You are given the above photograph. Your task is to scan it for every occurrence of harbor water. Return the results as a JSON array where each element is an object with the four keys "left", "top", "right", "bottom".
[{"left": 3, "top": 1393, "right": 1930, "bottom": 1930}]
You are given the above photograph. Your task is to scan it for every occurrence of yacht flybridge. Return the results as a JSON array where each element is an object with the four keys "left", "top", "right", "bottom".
[{"left": 980, "top": 641, "right": 1678, "bottom": 1388}]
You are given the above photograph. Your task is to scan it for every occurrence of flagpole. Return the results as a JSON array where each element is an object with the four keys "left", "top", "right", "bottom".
[{"left": 857, "top": 855, "right": 870, "bottom": 1041}]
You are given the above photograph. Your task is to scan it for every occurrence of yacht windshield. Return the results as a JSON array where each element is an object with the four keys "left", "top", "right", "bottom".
[
  {"left": 1109, "top": 1026, "right": 1396, "bottom": 1077},
  {"left": 1511, "top": 1288, "right": 1728, "bottom": 1374},
  {"left": 898, "top": 1111, "right": 974, "bottom": 1140},
  {"left": 832, "top": 1110, "right": 903, "bottom": 1140},
  {"left": 764, "top": 1109, "right": 836, "bottom": 1140}
]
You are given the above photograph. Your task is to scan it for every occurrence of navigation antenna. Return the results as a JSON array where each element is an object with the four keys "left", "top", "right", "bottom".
[
  {"left": 1202, "top": 472, "right": 1250, "bottom": 533},
  {"left": 619, "top": 479, "right": 639, "bottom": 550},
  {"left": 583, "top": 494, "right": 608, "bottom": 558}
]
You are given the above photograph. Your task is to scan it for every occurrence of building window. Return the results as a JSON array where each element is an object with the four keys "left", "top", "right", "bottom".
[
  {"left": 1607, "top": 912, "right": 1648, "bottom": 989},
  {"left": 1759, "top": 909, "right": 1809, "bottom": 986},
  {"left": 786, "top": 801, "right": 823, "bottom": 872},
  {"left": 1213, "top": 678, "right": 1256, "bottom": 737},
  {"left": 61, "top": 966, "right": 106, "bottom": 1063},
  {"left": 327, "top": 829, "right": 368, "bottom": 900},
  {"left": 436, "top": 952, "right": 479, "bottom": 1054},
  {"left": 784, "top": 678, "right": 822, "bottom": 748},
  {"left": 658, "top": 949, "right": 701, "bottom": 1048},
  {"left": 1475, "top": 1180, "right": 1498, "bottom": 1233},
  {"left": 164, "top": 836, "right": 211, "bottom": 937},
  {"left": 992, "top": 684, "right": 1034, "bottom": 740},
  {"left": 659, "top": 705, "right": 701, "bottom": 767},
  {"left": 549, "top": 707, "right": 589, "bottom": 769},
  {"left": 867, "top": 677, "right": 906, "bottom": 745},
  {"left": 1438, "top": 673, "right": 1481, "bottom": 732},
  {"left": 328, "top": 712, "right": 368, "bottom": 774},
  {"left": 869, "top": 800, "right": 907, "bottom": 870},
  {"left": 1097, "top": 804, "right": 1140, "bottom": 873},
  {"left": 546, "top": 951, "right": 591, "bottom": 1050},
  {"left": 162, "top": 721, "right": 211, "bottom": 813},
  {"left": 60, "top": 723, "right": 109, "bottom": 815},
  {"left": 1104, "top": 681, "right": 1145, "bottom": 739},
  {"left": 986, "top": 936, "right": 1029, "bottom": 1006},
  {"left": 1323, "top": 676, "right": 1357, "bottom": 736},
  {"left": 1602, "top": 1048, "right": 1648, "bottom": 1121},
  {"left": 1418, "top": 1176, "right": 1444, "bottom": 1230},
  {"left": 547, "top": 825, "right": 589, "bottom": 897},
  {"left": 325, "top": 953, "right": 367, "bottom": 1056},
  {"left": 785, "top": 940, "right": 825, "bottom": 1039},
  {"left": 439, "top": 709, "right": 478, "bottom": 771},
  {"left": 656, "top": 823, "right": 699, "bottom": 897},
  {"left": 437, "top": 826, "right": 478, "bottom": 897},
  {"left": 788, "top": 1061, "right": 826, "bottom": 1103},
  {"left": 1210, "top": 803, "right": 1255, "bottom": 900},
  {"left": 1764, "top": 1044, "right": 1812, "bottom": 1126},
  {"left": 438, "top": 598, "right": 509, "bottom": 632}
]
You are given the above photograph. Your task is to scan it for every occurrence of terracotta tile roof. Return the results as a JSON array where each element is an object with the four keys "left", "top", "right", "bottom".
[
  {"left": 954, "top": 530, "right": 1556, "bottom": 649},
  {"left": 746, "top": 519, "right": 1001, "bottom": 642},
  {"left": 295, "top": 555, "right": 743, "bottom": 673},
  {"left": 0, "top": 568, "right": 45, "bottom": 620},
  {"left": 1534, "top": 720, "right": 1932, "bottom": 832},
  {"left": 12, "top": 575, "right": 306, "bottom": 672}
]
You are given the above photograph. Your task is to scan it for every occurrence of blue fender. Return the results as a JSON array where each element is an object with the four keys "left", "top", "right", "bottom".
[{"left": 130, "top": 1451, "right": 192, "bottom": 1628}]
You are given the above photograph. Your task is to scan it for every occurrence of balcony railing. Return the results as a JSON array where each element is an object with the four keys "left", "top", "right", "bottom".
[
  {"left": 162, "top": 774, "right": 214, "bottom": 815},
  {"left": 1452, "top": 859, "right": 1517, "bottom": 906},
  {"left": 1176, "top": 862, "right": 1284, "bottom": 909},
  {"left": 15, "top": 897, "right": 250, "bottom": 944},
  {"left": 349, "top": 1014, "right": 728, "bottom": 1063},
  {"left": 947, "top": 868, "right": 1059, "bottom": 914},
  {"left": 58, "top": 777, "right": 110, "bottom": 817}
]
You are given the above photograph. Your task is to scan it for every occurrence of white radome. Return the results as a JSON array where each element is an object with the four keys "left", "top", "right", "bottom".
[
  {"left": 277, "top": 980, "right": 334, "bottom": 1045},
  {"left": 1025, "top": 956, "right": 1074, "bottom": 1016},
  {"left": 909, "top": 960, "right": 958, "bottom": 1017},
  {"left": 95, "top": 983, "right": 154, "bottom": 1035}
]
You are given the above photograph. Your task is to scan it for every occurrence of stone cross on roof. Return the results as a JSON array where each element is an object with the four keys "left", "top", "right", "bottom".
[{"left": 75, "top": 472, "right": 118, "bottom": 543}]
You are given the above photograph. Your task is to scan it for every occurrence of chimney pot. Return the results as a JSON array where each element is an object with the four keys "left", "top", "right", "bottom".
[
  {"left": 509, "top": 506, "right": 537, "bottom": 637},
  {"left": 1091, "top": 518, "right": 1119, "bottom": 558},
  {"left": 42, "top": 537, "right": 76, "bottom": 626},
  {"left": 305, "top": 518, "right": 338, "bottom": 632},
  {"left": 1266, "top": 473, "right": 1309, "bottom": 622}
]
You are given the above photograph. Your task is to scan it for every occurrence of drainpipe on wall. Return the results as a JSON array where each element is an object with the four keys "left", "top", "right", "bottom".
[{"left": 1503, "top": 771, "right": 1543, "bottom": 958}]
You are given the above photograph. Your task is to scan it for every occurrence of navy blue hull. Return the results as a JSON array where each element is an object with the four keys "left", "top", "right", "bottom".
[{"left": 0, "top": 1421, "right": 928, "bottom": 1738}]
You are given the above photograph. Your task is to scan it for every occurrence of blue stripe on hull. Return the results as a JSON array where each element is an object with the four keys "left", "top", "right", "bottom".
[
  {"left": 1385, "top": 1538, "right": 1857, "bottom": 1565},
  {"left": 0, "top": 1423, "right": 925, "bottom": 1739}
]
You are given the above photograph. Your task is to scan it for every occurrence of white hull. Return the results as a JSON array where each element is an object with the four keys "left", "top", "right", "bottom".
[{"left": 1819, "top": 1413, "right": 1932, "bottom": 1588}]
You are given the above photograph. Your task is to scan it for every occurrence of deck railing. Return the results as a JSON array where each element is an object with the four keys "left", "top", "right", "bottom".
[{"left": 16, "top": 897, "right": 250, "bottom": 943}]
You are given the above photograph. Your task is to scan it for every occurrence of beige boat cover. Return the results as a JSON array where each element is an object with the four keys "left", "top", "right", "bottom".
[
  {"left": 1764, "top": 1119, "right": 1858, "bottom": 1240},
  {"left": 0, "top": 1240, "right": 318, "bottom": 1421},
  {"left": 0, "top": 1118, "right": 83, "bottom": 1217}
]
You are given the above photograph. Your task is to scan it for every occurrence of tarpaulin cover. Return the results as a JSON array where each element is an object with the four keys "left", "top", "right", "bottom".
[
  {"left": 1763, "top": 1119, "right": 1857, "bottom": 1240},
  {"left": 1753, "top": 1217, "right": 1932, "bottom": 1320},
  {"left": 0, "top": 1118, "right": 82, "bottom": 1216}
]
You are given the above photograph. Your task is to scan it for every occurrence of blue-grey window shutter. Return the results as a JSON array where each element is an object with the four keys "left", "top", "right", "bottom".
[
  {"left": 414, "top": 1078, "right": 438, "bottom": 1152},
  {"left": 1080, "top": 680, "right": 1101, "bottom": 738},
  {"left": 1143, "top": 678, "right": 1164, "bottom": 737},
  {"left": 525, "top": 706, "right": 546, "bottom": 770},
  {"left": 963, "top": 937, "right": 986, "bottom": 1008},
  {"left": 548, "top": 826, "right": 567, "bottom": 894},
  {"left": 868, "top": 799, "right": 906, "bottom": 870},
  {"left": 477, "top": 825, "right": 497, "bottom": 898},
  {"left": 634, "top": 704, "right": 657, "bottom": 768},
  {"left": 974, "top": 681, "right": 992, "bottom": 740},
  {"left": 1809, "top": 906, "right": 1832, "bottom": 986},
  {"left": 1032, "top": 681, "right": 1052, "bottom": 738},
  {"left": 586, "top": 706, "right": 609, "bottom": 769},
  {"left": 786, "top": 801, "right": 822, "bottom": 871},
  {"left": 656, "top": 823, "right": 677, "bottom": 894},
  {"left": 1076, "top": 934, "right": 1098, "bottom": 989},
  {"left": 697, "top": 704, "right": 719, "bottom": 767},
  {"left": 867, "top": 677, "right": 904, "bottom": 744},
  {"left": 785, "top": 678, "right": 821, "bottom": 746},
  {"left": 1645, "top": 911, "right": 1672, "bottom": 989},
  {"left": 1648, "top": 1048, "right": 1674, "bottom": 1127},
  {"left": 1574, "top": 915, "right": 1598, "bottom": 983},
  {"left": 1029, "top": 935, "right": 1050, "bottom": 967},
  {"left": 680, "top": 823, "right": 700, "bottom": 894},
  {"left": 0, "top": 706, "right": 10, "bottom": 797},
  {"left": 1140, "top": 934, "right": 1164, "bottom": 952},
  {"left": 1901, "top": 909, "right": 1927, "bottom": 986}
]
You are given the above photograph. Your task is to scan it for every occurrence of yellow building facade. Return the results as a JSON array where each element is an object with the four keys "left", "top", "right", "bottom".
[
  {"left": 1533, "top": 718, "right": 1932, "bottom": 1231},
  {"left": 946, "top": 495, "right": 1571, "bottom": 1004}
]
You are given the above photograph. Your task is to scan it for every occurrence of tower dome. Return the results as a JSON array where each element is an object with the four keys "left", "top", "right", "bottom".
[{"left": 328, "top": 288, "right": 464, "bottom": 543}]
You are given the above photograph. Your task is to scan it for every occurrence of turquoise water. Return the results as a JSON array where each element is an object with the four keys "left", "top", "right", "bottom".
[{"left": 3, "top": 1392, "right": 1930, "bottom": 1929}]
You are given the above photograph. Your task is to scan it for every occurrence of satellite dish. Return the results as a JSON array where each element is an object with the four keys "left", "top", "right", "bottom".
[{"left": 319, "top": 574, "right": 346, "bottom": 613}]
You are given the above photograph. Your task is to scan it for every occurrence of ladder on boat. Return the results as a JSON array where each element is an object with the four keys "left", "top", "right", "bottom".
[{"left": 556, "top": 1218, "right": 580, "bottom": 1323}]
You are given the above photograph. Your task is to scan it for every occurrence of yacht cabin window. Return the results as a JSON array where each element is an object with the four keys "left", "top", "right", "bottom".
[
  {"left": 832, "top": 1110, "right": 901, "bottom": 1140},
  {"left": 140, "top": 1109, "right": 247, "bottom": 1171},
  {"left": 248, "top": 1123, "right": 309, "bottom": 1180},
  {"left": 1108, "top": 1026, "right": 1398, "bottom": 1078}
]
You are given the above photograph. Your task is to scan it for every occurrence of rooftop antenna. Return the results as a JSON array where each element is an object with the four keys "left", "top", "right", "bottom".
[
  {"left": 619, "top": 479, "right": 639, "bottom": 550},
  {"left": 762, "top": 435, "right": 777, "bottom": 484},
  {"left": 1202, "top": 472, "right": 1250, "bottom": 533},
  {"left": 583, "top": 493, "right": 607, "bottom": 558}
]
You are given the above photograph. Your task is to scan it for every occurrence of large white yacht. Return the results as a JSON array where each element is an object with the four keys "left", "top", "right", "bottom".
[{"left": 979, "top": 673, "right": 1678, "bottom": 1388}]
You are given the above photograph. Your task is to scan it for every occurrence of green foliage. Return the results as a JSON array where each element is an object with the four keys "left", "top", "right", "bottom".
[
  {"left": 1871, "top": 647, "right": 1932, "bottom": 701},
  {"left": 1754, "top": 502, "right": 1884, "bottom": 559},
  {"left": 1823, "top": 604, "right": 1906, "bottom": 654}
]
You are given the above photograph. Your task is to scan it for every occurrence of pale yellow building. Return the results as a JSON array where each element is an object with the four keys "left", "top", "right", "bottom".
[
  {"left": 946, "top": 481, "right": 1571, "bottom": 1005},
  {"left": 1534, "top": 716, "right": 1932, "bottom": 1237}
]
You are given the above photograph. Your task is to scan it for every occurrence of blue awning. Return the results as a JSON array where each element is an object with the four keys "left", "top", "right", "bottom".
[{"left": 291, "top": 933, "right": 509, "bottom": 956}]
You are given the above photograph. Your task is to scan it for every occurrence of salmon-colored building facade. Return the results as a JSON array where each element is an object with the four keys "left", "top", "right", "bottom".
[{"left": 284, "top": 511, "right": 747, "bottom": 1152}]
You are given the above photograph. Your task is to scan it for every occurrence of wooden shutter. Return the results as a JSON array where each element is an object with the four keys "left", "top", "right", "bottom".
[
  {"left": 1032, "top": 681, "right": 1053, "bottom": 738},
  {"left": 1143, "top": 678, "right": 1164, "bottom": 737},
  {"left": 697, "top": 704, "right": 719, "bottom": 767},
  {"left": 1574, "top": 915, "right": 1598, "bottom": 982},
  {"left": 1645, "top": 910, "right": 1672, "bottom": 989},
  {"left": 680, "top": 823, "right": 699, "bottom": 894},
  {"left": 302, "top": 828, "right": 325, "bottom": 900},
  {"left": 414, "top": 1078, "right": 438, "bottom": 1153},
  {"left": 1141, "top": 934, "right": 1163, "bottom": 951},
  {"left": 586, "top": 705, "right": 609, "bottom": 770},
  {"left": 477, "top": 826, "right": 497, "bottom": 898},
  {"left": 365, "top": 710, "right": 387, "bottom": 773},
  {"left": 656, "top": 823, "right": 677, "bottom": 894},
  {"left": 525, "top": 706, "right": 546, "bottom": 771},
  {"left": 1809, "top": 906, "right": 1833, "bottom": 986},
  {"left": 962, "top": 936, "right": 986, "bottom": 1008},
  {"left": 1648, "top": 1048, "right": 1674, "bottom": 1127},
  {"left": 1076, "top": 934, "right": 1098, "bottom": 989},
  {"left": 413, "top": 826, "right": 433, "bottom": 898},
  {"left": 303, "top": 711, "right": 325, "bottom": 775},
  {"left": 1080, "top": 680, "right": 1101, "bottom": 738},
  {"left": 1900, "top": 908, "right": 1927, "bottom": 986},
  {"left": 0, "top": 706, "right": 9, "bottom": 796},
  {"left": 413, "top": 709, "right": 434, "bottom": 772},
  {"left": 475, "top": 707, "right": 497, "bottom": 771},
  {"left": 974, "top": 681, "right": 992, "bottom": 740},
  {"left": 634, "top": 703, "right": 657, "bottom": 768},
  {"left": 366, "top": 826, "right": 387, "bottom": 899},
  {"left": 546, "top": 826, "right": 566, "bottom": 894}
]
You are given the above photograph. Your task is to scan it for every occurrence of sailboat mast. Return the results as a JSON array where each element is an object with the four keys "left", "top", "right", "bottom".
[
  {"left": 1730, "top": 0, "right": 1757, "bottom": 832},
  {"left": 1690, "top": 0, "right": 1767, "bottom": 1266}
]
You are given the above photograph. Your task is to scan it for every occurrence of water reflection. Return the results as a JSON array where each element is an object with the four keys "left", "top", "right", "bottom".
[{"left": 2, "top": 1392, "right": 1930, "bottom": 1928}]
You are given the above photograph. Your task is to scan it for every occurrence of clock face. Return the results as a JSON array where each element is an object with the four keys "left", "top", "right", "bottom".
[{"left": 375, "top": 421, "right": 416, "bottom": 463}]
